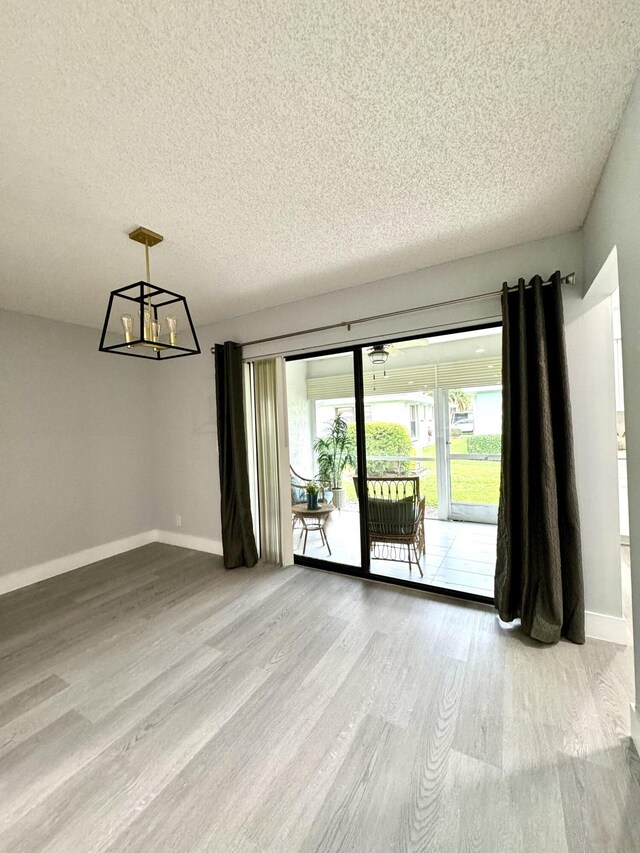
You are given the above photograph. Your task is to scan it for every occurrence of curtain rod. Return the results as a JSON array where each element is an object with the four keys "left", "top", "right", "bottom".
[{"left": 211, "top": 271, "right": 575, "bottom": 352}]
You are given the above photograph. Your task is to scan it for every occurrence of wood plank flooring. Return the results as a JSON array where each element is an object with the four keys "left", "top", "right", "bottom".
[{"left": 0, "top": 542, "right": 638, "bottom": 852}]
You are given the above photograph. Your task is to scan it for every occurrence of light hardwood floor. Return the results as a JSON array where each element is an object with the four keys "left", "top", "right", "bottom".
[{"left": 0, "top": 543, "right": 638, "bottom": 852}]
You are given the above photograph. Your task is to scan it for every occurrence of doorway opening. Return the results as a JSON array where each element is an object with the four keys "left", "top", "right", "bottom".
[
  {"left": 612, "top": 288, "right": 629, "bottom": 545},
  {"left": 285, "top": 324, "right": 501, "bottom": 601}
]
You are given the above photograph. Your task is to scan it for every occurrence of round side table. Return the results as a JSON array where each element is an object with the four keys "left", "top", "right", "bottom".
[{"left": 291, "top": 503, "right": 335, "bottom": 555}]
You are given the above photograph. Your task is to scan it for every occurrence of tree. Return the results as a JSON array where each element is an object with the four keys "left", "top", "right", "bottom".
[{"left": 448, "top": 389, "right": 473, "bottom": 425}]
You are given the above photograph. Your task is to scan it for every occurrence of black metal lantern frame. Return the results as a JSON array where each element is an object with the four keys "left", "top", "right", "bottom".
[{"left": 99, "top": 281, "right": 201, "bottom": 360}]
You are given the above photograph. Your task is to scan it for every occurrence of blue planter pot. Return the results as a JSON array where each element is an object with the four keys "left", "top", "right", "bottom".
[{"left": 307, "top": 493, "right": 319, "bottom": 510}]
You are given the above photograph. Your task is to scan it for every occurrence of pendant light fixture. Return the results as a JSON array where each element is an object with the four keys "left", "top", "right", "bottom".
[
  {"left": 367, "top": 343, "right": 390, "bottom": 391},
  {"left": 99, "top": 227, "right": 201, "bottom": 360},
  {"left": 367, "top": 343, "right": 390, "bottom": 365}
]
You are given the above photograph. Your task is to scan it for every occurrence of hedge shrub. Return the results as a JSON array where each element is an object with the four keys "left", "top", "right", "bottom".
[
  {"left": 467, "top": 434, "right": 502, "bottom": 454},
  {"left": 347, "top": 421, "right": 414, "bottom": 474}
]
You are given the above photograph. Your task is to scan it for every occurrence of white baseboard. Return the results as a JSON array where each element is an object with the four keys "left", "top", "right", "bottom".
[
  {"left": 631, "top": 705, "right": 640, "bottom": 755},
  {"left": 0, "top": 530, "right": 223, "bottom": 597},
  {"left": 154, "top": 530, "right": 223, "bottom": 555},
  {"left": 0, "top": 530, "right": 158, "bottom": 597},
  {"left": 585, "top": 609, "right": 628, "bottom": 645},
  {"left": 1, "top": 538, "right": 630, "bottom": 648}
]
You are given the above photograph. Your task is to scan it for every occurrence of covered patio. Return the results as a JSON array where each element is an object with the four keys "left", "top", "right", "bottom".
[
  {"left": 286, "top": 328, "right": 502, "bottom": 598},
  {"left": 293, "top": 506, "right": 496, "bottom": 598}
]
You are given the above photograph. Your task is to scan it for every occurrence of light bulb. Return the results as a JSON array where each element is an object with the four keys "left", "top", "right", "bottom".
[
  {"left": 143, "top": 305, "right": 152, "bottom": 340},
  {"left": 166, "top": 316, "right": 177, "bottom": 346},
  {"left": 143, "top": 307, "right": 160, "bottom": 342},
  {"left": 121, "top": 313, "right": 134, "bottom": 344}
]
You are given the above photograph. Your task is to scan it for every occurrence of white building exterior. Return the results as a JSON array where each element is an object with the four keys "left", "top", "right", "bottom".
[{"left": 315, "top": 392, "right": 434, "bottom": 448}]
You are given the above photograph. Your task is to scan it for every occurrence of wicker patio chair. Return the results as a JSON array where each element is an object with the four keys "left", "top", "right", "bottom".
[{"left": 354, "top": 475, "right": 426, "bottom": 575}]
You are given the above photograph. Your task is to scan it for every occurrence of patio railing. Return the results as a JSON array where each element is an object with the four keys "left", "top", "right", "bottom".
[
  {"left": 342, "top": 453, "right": 501, "bottom": 508},
  {"left": 367, "top": 453, "right": 500, "bottom": 462}
]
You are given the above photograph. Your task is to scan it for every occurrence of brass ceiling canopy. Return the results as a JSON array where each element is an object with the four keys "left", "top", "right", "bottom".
[{"left": 128, "top": 226, "right": 163, "bottom": 247}]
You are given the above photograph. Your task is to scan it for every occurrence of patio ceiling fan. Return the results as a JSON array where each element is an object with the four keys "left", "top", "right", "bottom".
[
  {"left": 367, "top": 343, "right": 403, "bottom": 390},
  {"left": 366, "top": 343, "right": 402, "bottom": 365}
]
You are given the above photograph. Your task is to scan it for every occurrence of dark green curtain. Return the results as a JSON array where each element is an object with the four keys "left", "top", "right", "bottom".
[
  {"left": 495, "top": 272, "right": 585, "bottom": 644},
  {"left": 214, "top": 341, "right": 259, "bottom": 569}
]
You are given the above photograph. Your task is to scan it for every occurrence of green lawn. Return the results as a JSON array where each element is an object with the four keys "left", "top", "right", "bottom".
[
  {"left": 341, "top": 436, "right": 501, "bottom": 507},
  {"left": 449, "top": 460, "right": 501, "bottom": 505},
  {"left": 422, "top": 438, "right": 501, "bottom": 506}
]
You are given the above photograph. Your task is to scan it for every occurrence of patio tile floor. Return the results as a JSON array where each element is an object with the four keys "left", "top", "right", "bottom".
[{"left": 293, "top": 507, "right": 496, "bottom": 597}]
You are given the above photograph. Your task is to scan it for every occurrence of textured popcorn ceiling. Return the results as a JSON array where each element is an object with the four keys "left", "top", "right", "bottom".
[{"left": 1, "top": 1, "right": 639, "bottom": 328}]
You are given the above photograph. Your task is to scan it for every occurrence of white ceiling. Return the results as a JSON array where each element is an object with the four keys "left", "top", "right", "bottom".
[{"left": 1, "top": 2, "right": 639, "bottom": 329}]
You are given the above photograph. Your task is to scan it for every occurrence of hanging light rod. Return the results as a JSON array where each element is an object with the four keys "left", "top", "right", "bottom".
[
  {"left": 99, "top": 226, "right": 201, "bottom": 360},
  {"left": 210, "top": 271, "right": 575, "bottom": 352},
  {"left": 129, "top": 226, "right": 163, "bottom": 278}
]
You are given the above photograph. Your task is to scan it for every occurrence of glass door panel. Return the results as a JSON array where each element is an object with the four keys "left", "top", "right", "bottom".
[
  {"left": 448, "top": 385, "right": 502, "bottom": 524},
  {"left": 360, "top": 329, "right": 501, "bottom": 598},
  {"left": 285, "top": 351, "right": 362, "bottom": 569},
  {"left": 360, "top": 339, "right": 437, "bottom": 583},
  {"left": 283, "top": 326, "right": 501, "bottom": 601}
]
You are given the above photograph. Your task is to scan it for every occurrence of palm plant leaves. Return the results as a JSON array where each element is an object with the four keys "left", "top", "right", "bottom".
[
  {"left": 313, "top": 414, "right": 357, "bottom": 488},
  {"left": 448, "top": 389, "right": 473, "bottom": 413}
]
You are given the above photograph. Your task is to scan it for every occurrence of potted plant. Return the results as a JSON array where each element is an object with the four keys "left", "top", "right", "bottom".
[
  {"left": 313, "top": 414, "right": 357, "bottom": 509},
  {"left": 305, "top": 481, "right": 320, "bottom": 510}
]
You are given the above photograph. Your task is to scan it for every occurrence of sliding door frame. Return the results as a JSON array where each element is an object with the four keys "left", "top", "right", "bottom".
[
  {"left": 353, "top": 348, "right": 371, "bottom": 574},
  {"left": 285, "top": 320, "right": 500, "bottom": 605},
  {"left": 287, "top": 345, "right": 369, "bottom": 579}
]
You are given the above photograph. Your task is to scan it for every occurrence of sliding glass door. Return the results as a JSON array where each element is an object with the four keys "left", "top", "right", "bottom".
[
  {"left": 284, "top": 324, "right": 502, "bottom": 601},
  {"left": 285, "top": 349, "right": 362, "bottom": 569},
  {"left": 448, "top": 384, "right": 502, "bottom": 524}
]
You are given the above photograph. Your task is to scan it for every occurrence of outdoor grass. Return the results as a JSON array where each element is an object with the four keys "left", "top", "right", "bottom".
[
  {"left": 341, "top": 435, "right": 501, "bottom": 507},
  {"left": 423, "top": 437, "right": 501, "bottom": 506}
]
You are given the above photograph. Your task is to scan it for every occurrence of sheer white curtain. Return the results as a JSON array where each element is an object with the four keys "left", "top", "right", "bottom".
[{"left": 253, "top": 358, "right": 285, "bottom": 564}]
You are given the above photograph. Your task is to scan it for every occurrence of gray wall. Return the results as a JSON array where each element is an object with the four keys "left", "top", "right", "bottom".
[
  {"left": 153, "top": 338, "right": 221, "bottom": 544},
  {"left": 564, "top": 287, "right": 622, "bottom": 617},
  {"left": 583, "top": 72, "right": 640, "bottom": 695},
  {"left": 153, "top": 231, "right": 582, "bottom": 540},
  {"left": 152, "top": 230, "right": 624, "bottom": 624},
  {"left": 1, "top": 200, "right": 626, "bottom": 636},
  {"left": 0, "top": 309, "right": 158, "bottom": 576}
]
